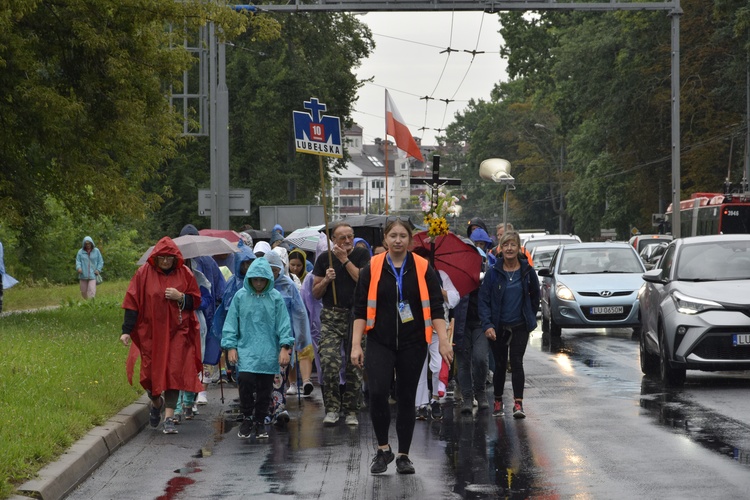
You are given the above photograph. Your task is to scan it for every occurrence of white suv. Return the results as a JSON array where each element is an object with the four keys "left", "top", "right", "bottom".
[{"left": 522, "top": 234, "right": 582, "bottom": 253}]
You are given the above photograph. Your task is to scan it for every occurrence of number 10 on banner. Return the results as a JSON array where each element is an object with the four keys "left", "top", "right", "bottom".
[{"left": 310, "top": 123, "right": 325, "bottom": 142}]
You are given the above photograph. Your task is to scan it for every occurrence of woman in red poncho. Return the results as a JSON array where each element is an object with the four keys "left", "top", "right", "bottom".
[{"left": 119, "top": 237, "right": 203, "bottom": 434}]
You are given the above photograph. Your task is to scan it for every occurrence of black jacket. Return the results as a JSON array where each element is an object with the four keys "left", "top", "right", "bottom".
[{"left": 354, "top": 252, "right": 445, "bottom": 351}]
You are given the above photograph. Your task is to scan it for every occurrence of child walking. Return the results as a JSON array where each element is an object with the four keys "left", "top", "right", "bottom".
[{"left": 221, "top": 258, "right": 294, "bottom": 439}]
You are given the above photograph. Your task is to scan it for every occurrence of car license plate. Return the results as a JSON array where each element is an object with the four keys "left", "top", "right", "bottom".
[
  {"left": 733, "top": 334, "right": 750, "bottom": 346},
  {"left": 590, "top": 306, "right": 623, "bottom": 315}
]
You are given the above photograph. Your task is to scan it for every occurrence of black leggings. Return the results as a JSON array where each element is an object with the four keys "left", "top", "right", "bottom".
[
  {"left": 365, "top": 339, "right": 427, "bottom": 455},
  {"left": 148, "top": 389, "right": 179, "bottom": 409},
  {"left": 488, "top": 324, "right": 529, "bottom": 400}
]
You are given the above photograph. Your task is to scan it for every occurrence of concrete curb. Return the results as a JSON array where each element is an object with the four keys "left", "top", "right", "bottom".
[{"left": 14, "top": 394, "right": 150, "bottom": 500}]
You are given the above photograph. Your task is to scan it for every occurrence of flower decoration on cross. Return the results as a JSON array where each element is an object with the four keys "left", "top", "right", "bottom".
[{"left": 421, "top": 184, "right": 460, "bottom": 237}]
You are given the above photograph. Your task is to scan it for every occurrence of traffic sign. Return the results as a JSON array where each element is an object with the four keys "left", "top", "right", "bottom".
[{"left": 293, "top": 98, "right": 343, "bottom": 158}]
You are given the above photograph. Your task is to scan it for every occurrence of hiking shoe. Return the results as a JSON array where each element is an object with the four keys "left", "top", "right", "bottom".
[
  {"left": 238, "top": 416, "right": 254, "bottom": 439},
  {"left": 493, "top": 400, "right": 504, "bottom": 417},
  {"left": 286, "top": 384, "right": 298, "bottom": 396},
  {"left": 476, "top": 392, "right": 490, "bottom": 410},
  {"left": 416, "top": 406, "right": 429, "bottom": 420},
  {"left": 274, "top": 410, "right": 290, "bottom": 427},
  {"left": 430, "top": 400, "right": 443, "bottom": 420},
  {"left": 184, "top": 406, "right": 194, "bottom": 420},
  {"left": 370, "top": 447, "right": 395, "bottom": 474},
  {"left": 173, "top": 413, "right": 182, "bottom": 425},
  {"left": 345, "top": 413, "right": 359, "bottom": 426},
  {"left": 395, "top": 455, "right": 415, "bottom": 475},
  {"left": 323, "top": 412, "right": 339, "bottom": 426},
  {"left": 149, "top": 397, "right": 163, "bottom": 428},
  {"left": 163, "top": 417, "right": 178, "bottom": 434},
  {"left": 196, "top": 392, "right": 208, "bottom": 405},
  {"left": 303, "top": 380, "right": 314, "bottom": 396},
  {"left": 460, "top": 398, "right": 473, "bottom": 415},
  {"left": 513, "top": 401, "right": 525, "bottom": 419},
  {"left": 255, "top": 423, "right": 269, "bottom": 439}
]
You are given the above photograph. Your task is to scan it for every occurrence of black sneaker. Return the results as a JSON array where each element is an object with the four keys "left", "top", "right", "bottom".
[
  {"left": 370, "top": 446, "right": 394, "bottom": 474},
  {"left": 395, "top": 455, "right": 415, "bottom": 474},
  {"left": 303, "top": 380, "right": 314, "bottom": 396},
  {"left": 255, "top": 423, "right": 269, "bottom": 439},
  {"left": 238, "top": 417, "right": 254, "bottom": 439},
  {"left": 149, "top": 397, "right": 163, "bottom": 428},
  {"left": 184, "top": 406, "right": 194, "bottom": 420},
  {"left": 416, "top": 406, "right": 429, "bottom": 421},
  {"left": 430, "top": 400, "right": 443, "bottom": 420}
]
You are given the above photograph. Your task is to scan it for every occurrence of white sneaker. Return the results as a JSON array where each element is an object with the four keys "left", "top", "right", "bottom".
[
  {"left": 473, "top": 398, "right": 478, "bottom": 407},
  {"left": 323, "top": 412, "right": 339, "bottom": 426},
  {"left": 286, "top": 384, "right": 298, "bottom": 395},
  {"left": 345, "top": 413, "right": 359, "bottom": 426},
  {"left": 196, "top": 392, "right": 208, "bottom": 405}
]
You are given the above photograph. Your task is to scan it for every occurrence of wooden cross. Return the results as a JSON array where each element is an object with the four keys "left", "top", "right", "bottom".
[
  {"left": 409, "top": 155, "right": 462, "bottom": 190},
  {"left": 410, "top": 155, "right": 462, "bottom": 265}
]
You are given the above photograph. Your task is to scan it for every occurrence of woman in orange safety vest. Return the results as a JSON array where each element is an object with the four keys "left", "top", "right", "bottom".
[{"left": 351, "top": 218, "right": 453, "bottom": 476}]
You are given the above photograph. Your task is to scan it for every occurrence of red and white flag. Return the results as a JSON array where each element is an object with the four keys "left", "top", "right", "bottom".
[{"left": 385, "top": 90, "right": 424, "bottom": 162}]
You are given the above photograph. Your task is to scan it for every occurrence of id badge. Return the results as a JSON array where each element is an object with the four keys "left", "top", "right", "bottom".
[{"left": 398, "top": 301, "right": 414, "bottom": 323}]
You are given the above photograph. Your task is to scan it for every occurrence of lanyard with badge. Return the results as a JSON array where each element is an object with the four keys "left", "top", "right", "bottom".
[{"left": 387, "top": 254, "right": 414, "bottom": 323}]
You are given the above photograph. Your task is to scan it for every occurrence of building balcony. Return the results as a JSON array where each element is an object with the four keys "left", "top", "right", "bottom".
[
  {"left": 338, "top": 206, "right": 361, "bottom": 214},
  {"left": 339, "top": 189, "right": 364, "bottom": 196}
]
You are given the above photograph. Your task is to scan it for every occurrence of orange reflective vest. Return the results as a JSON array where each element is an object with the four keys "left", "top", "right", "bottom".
[{"left": 365, "top": 252, "right": 433, "bottom": 343}]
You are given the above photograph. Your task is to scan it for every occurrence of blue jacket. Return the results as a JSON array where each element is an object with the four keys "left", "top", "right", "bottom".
[
  {"left": 221, "top": 258, "right": 293, "bottom": 375},
  {"left": 274, "top": 273, "right": 312, "bottom": 353},
  {"left": 478, "top": 257, "right": 540, "bottom": 334},
  {"left": 76, "top": 236, "right": 104, "bottom": 280},
  {"left": 208, "top": 244, "right": 255, "bottom": 365}
]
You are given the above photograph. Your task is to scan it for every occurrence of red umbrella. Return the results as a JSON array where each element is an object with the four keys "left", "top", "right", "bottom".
[
  {"left": 412, "top": 231, "right": 482, "bottom": 297},
  {"left": 198, "top": 229, "right": 241, "bottom": 243}
]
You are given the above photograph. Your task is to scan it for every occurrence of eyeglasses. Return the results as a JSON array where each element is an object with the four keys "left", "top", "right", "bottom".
[
  {"left": 501, "top": 242, "right": 519, "bottom": 249},
  {"left": 336, "top": 234, "right": 355, "bottom": 241}
]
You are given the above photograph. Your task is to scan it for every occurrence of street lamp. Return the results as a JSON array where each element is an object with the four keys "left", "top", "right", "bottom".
[{"left": 479, "top": 158, "right": 515, "bottom": 232}]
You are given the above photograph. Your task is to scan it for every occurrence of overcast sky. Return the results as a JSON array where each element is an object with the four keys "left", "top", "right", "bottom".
[{"left": 352, "top": 12, "right": 509, "bottom": 146}]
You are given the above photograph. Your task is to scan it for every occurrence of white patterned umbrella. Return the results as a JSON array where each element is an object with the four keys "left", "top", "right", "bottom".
[{"left": 137, "top": 235, "right": 239, "bottom": 265}]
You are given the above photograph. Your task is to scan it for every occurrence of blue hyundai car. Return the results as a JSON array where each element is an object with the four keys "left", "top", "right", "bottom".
[{"left": 539, "top": 242, "right": 646, "bottom": 337}]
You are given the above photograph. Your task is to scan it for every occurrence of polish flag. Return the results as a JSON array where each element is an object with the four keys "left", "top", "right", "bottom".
[{"left": 385, "top": 90, "right": 424, "bottom": 162}]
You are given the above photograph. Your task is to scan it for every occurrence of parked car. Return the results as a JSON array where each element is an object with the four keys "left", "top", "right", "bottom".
[
  {"left": 522, "top": 234, "right": 582, "bottom": 254},
  {"left": 639, "top": 241, "right": 668, "bottom": 270},
  {"left": 639, "top": 234, "right": 750, "bottom": 386},
  {"left": 538, "top": 242, "right": 646, "bottom": 337}
]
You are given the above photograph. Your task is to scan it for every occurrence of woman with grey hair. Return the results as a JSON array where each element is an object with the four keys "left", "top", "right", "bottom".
[{"left": 478, "top": 230, "right": 540, "bottom": 419}]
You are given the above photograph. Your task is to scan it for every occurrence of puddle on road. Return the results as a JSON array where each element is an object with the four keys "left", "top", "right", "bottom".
[
  {"left": 533, "top": 330, "right": 750, "bottom": 468},
  {"left": 639, "top": 378, "right": 750, "bottom": 467}
]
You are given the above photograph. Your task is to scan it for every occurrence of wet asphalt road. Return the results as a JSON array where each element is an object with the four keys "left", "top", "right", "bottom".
[{"left": 70, "top": 324, "right": 750, "bottom": 499}]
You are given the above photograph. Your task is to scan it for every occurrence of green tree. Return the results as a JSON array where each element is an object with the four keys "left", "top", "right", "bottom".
[{"left": 0, "top": 0, "right": 252, "bottom": 276}]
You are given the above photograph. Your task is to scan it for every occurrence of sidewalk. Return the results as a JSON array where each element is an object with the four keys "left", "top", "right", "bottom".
[{"left": 10, "top": 394, "right": 151, "bottom": 500}]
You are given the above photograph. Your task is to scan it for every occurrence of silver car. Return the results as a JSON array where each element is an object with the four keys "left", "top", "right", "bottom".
[
  {"left": 639, "top": 234, "right": 750, "bottom": 386},
  {"left": 539, "top": 242, "right": 646, "bottom": 337}
]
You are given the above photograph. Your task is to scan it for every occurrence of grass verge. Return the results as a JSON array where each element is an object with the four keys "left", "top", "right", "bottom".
[
  {"left": 3, "top": 280, "right": 130, "bottom": 312},
  {"left": 0, "top": 294, "right": 142, "bottom": 499}
]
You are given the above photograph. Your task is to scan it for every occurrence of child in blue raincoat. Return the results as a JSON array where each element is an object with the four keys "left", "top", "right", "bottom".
[{"left": 221, "top": 258, "right": 293, "bottom": 440}]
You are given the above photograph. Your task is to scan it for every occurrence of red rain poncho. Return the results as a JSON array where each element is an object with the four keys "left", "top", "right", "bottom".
[{"left": 123, "top": 237, "right": 203, "bottom": 396}]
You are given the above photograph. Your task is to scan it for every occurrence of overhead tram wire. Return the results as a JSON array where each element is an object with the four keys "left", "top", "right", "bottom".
[{"left": 359, "top": 22, "right": 502, "bottom": 142}]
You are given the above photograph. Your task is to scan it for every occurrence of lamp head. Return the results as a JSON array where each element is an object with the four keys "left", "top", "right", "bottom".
[{"left": 479, "top": 158, "right": 514, "bottom": 184}]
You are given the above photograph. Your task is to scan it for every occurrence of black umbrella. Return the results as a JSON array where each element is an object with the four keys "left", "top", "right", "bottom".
[
  {"left": 241, "top": 229, "right": 272, "bottom": 242},
  {"left": 327, "top": 215, "right": 416, "bottom": 248}
]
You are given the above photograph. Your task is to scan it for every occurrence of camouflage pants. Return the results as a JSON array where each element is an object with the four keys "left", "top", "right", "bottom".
[{"left": 319, "top": 308, "right": 364, "bottom": 414}]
